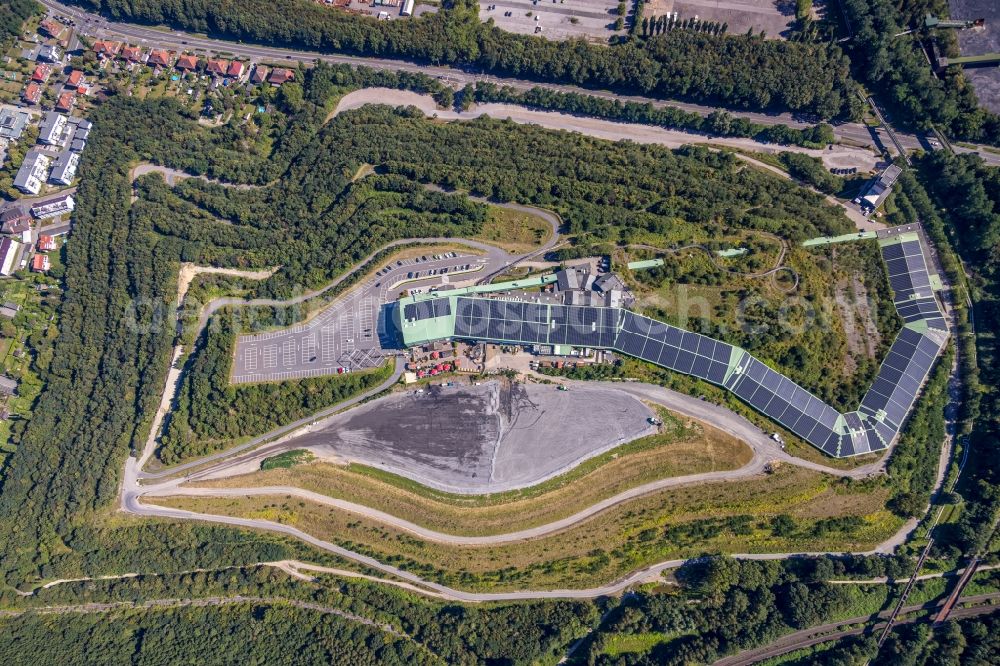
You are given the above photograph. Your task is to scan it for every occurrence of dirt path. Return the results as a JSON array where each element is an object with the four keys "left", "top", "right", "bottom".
[
  {"left": 129, "top": 163, "right": 264, "bottom": 190},
  {"left": 176, "top": 263, "right": 278, "bottom": 307}
]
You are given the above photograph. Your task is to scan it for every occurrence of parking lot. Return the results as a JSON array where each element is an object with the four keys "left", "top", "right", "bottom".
[
  {"left": 231, "top": 249, "right": 507, "bottom": 383},
  {"left": 481, "top": 0, "right": 625, "bottom": 42},
  {"left": 642, "top": 0, "right": 797, "bottom": 39}
]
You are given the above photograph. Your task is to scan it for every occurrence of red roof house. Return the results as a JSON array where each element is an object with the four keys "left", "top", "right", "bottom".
[
  {"left": 120, "top": 45, "right": 143, "bottom": 63},
  {"left": 37, "top": 235, "right": 56, "bottom": 252},
  {"left": 175, "top": 54, "right": 199, "bottom": 71},
  {"left": 93, "top": 40, "right": 121, "bottom": 57},
  {"left": 30, "top": 64, "right": 51, "bottom": 83},
  {"left": 66, "top": 70, "right": 84, "bottom": 87},
  {"left": 39, "top": 19, "right": 63, "bottom": 38},
  {"left": 22, "top": 82, "right": 41, "bottom": 104},
  {"left": 205, "top": 59, "right": 229, "bottom": 76},
  {"left": 250, "top": 65, "right": 268, "bottom": 84},
  {"left": 226, "top": 61, "right": 245, "bottom": 78},
  {"left": 147, "top": 49, "right": 172, "bottom": 67},
  {"left": 55, "top": 92, "right": 75, "bottom": 112},
  {"left": 268, "top": 68, "right": 294, "bottom": 85},
  {"left": 32, "top": 254, "right": 50, "bottom": 273}
]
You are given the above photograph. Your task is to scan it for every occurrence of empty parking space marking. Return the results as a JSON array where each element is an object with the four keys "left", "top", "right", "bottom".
[
  {"left": 282, "top": 338, "right": 296, "bottom": 367},
  {"left": 244, "top": 347, "right": 257, "bottom": 372},
  {"left": 302, "top": 333, "right": 316, "bottom": 363},
  {"left": 263, "top": 345, "right": 277, "bottom": 369},
  {"left": 321, "top": 325, "right": 336, "bottom": 363}
]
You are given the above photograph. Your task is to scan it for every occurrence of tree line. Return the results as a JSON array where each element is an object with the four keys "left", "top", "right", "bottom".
[{"left": 470, "top": 82, "right": 837, "bottom": 148}]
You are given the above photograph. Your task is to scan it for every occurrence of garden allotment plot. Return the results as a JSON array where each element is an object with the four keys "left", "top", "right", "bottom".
[{"left": 394, "top": 226, "right": 949, "bottom": 458}]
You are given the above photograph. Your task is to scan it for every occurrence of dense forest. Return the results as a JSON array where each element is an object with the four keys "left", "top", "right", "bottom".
[
  {"left": 70, "top": 0, "right": 856, "bottom": 118},
  {"left": 0, "top": 602, "right": 439, "bottom": 665},
  {"left": 569, "top": 555, "right": 917, "bottom": 664},
  {"left": 0, "top": 0, "right": 38, "bottom": 48},
  {"left": 913, "top": 152, "right": 1000, "bottom": 557}
]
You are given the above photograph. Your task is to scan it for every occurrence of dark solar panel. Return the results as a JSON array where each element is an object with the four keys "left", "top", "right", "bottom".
[
  {"left": 674, "top": 350, "right": 696, "bottom": 374},
  {"left": 691, "top": 355, "right": 712, "bottom": 379}
]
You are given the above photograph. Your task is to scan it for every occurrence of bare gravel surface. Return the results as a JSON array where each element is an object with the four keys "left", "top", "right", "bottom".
[{"left": 284, "top": 380, "right": 655, "bottom": 493}]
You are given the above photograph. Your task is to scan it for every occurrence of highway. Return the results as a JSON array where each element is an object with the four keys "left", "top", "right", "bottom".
[{"left": 36, "top": 0, "right": 1000, "bottom": 167}]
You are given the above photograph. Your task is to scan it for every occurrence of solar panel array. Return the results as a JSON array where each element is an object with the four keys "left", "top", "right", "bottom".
[
  {"left": 412, "top": 234, "right": 948, "bottom": 457},
  {"left": 403, "top": 298, "right": 451, "bottom": 322},
  {"left": 616, "top": 312, "right": 734, "bottom": 385},
  {"left": 723, "top": 353, "right": 844, "bottom": 455}
]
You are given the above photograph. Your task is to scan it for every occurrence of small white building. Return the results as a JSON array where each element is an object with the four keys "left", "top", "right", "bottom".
[{"left": 401, "top": 0, "right": 415, "bottom": 15}]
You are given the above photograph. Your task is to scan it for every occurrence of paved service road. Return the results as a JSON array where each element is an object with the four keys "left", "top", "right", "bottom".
[{"left": 36, "top": 0, "right": 1000, "bottom": 167}]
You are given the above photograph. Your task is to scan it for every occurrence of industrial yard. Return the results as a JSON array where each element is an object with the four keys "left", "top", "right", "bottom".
[
  {"left": 480, "top": 0, "right": 626, "bottom": 42},
  {"left": 950, "top": 0, "right": 1000, "bottom": 113},
  {"left": 282, "top": 379, "right": 656, "bottom": 493}
]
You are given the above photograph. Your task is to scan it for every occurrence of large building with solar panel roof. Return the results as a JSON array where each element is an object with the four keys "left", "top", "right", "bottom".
[{"left": 391, "top": 228, "right": 949, "bottom": 458}]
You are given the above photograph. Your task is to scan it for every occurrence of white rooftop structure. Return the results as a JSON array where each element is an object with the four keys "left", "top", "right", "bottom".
[
  {"left": 0, "top": 238, "right": 23, "bottom": 276},
  {"left": 30, "top": 194, "right": 75, "bottom": 220},
  {"left": 49, "top": 151, "right": 79, "bottom": 186},
  {"left": 38, "top": 112, "right": 68, "bottom": 146},
  {"left": 0, "top": 108, "right": 31, "bottom": 141},
  {"left": 13, "top": 150, "right": 50, "bottom": 195}
]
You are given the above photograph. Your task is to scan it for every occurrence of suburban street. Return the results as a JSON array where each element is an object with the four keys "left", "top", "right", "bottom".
[{"left": 36, "top": 0, "right": 1000, "bottom": 167}]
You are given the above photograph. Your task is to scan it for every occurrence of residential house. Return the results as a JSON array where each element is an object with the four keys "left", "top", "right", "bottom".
[
  {"left": 37, "top": 235, "right": 56, "bottom": 251},
  {"left": 39, "top": 19, "right": 63, "bottom": 38},
  {"left": 120, "top": 45, "right": 144, "bottom": 63},
  {"left": 22, "top": 82, "right": 42, "bottom": 104},
  {"left": 13, "top": 151, "right": 50, "bottom": 195},
  {"left": 226, "top": 60, "right": 245, "bottom": 79},
  {"left": 48, "top": 151, "right": 79, "bottom": 186},
  {"left": 175, "top": 54, "right": 199, "bottom": 71},
  {"left": 205, "top": 59, "right": 229, "bottom": 77},
  {"left": 0, "top": 238, "right": 23, "bottom": 276},
  {"left": 37, "top": 45, "right": 61, "bottom": 63},
  {"left": 0, "top": 375, "right": 18, "bottom": 396},
  {"left": 38, "top": 112, "right": 68, "bottom": 145},
  {"left": 0, "top": 108, "right": 30, "bottom": 141},
  {"left": 66, "top": 70, "right": 84, "bottom": 88},
  {"left": 0, "top": 208, "right": 31, "bottom": 235},
  {"left": 30, "top": 64, "right": 51, "bottom": 83},
  {"left": 31, "top": 254, "right": 50, "bottom": 273},
  {"left": 147, "top": 49, "right": 173, "bottom": 68},
  {"left": 93, "top": 40, "right": 121, "bottom": 58},
  {"left": 30, "top": 194, "right": 75, "bottom": 220},
  {"left": 250, "top": 65, "right": 268, "bottom": 85},
  {"left": 268, "top": 68, "right": 294, "bottom": 85},
  {"left": 71, "top": 138, "right": 87, "bottom": 153},
  {"left": 55, "top": 92, "right": 75, "bottom": 113}
]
